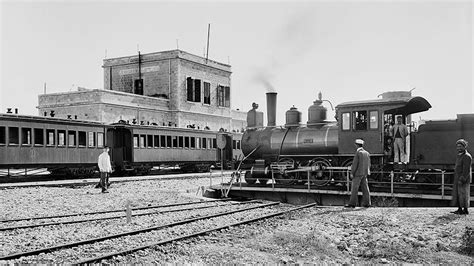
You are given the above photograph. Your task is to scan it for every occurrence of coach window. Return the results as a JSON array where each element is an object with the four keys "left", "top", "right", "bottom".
[
  {"left": 208, "top": 138, "right": 212, "bottom": 149},
  {"left": 233, "top": 140, "right": 236, "bottom": 149},
  {"left": 196, "top": 137, "right": 201, "bottom": 149},
  {"left": 172, "top": 136, "right": 178, "bottom": 148},
  {"left": 342, "top": 112, "right": 351, "bottom": 131},
  {"left": 21, "top": 128, "right": 32, "bottom": 146},
  {"left": 166, "top": 136, "right": 172, "bottom": 148},
  {"left": 212, "top": 138, "right": 217, "bottom": 149},
  {"left": 160, "top": 135, "right": 166, "bottom": 148},
  {"left": 8, "top": 127, "right": 19, "bottom": 145},
  {"left": 47, "top": 129, "right": 55, "bottom": 146},
  {"left": 97, "top": 132, "right": 104, "bottom": 148},
  {"left": 34, "top": 128, "right": 44, "bottom": 146},
  {"left": 133, "top": 134, "right": 139, "bottom": 148},
  {"left": 140, "top": 135, "right": 146, "bottom": 148},
  {"left": 353, "top": 111, "right": 367, "bottom": 131},
  {"left": 78, "top": 131, "right": 86, "bottom": 147},
  {"left": 184, "top": 136, "right": 190, "bottom": 148},
  {"left": 154, "top": 135, "right": 160, "bottom": 148},
  {"left": 57, "top": 130, "right": 66, "bottom": 147},
  {"left": 147, "top": 135, "right": 153, "bottom": 148},
  {"left": 178, "top": 136, "right": 184, "bottom": 148},
  {"left": 202, "top": 138, "right": 207, "bottom": 149},
  {"left": 369, "top": 111, "right": 379, "bottom": 129},
  {"left": 68, "top": 131, "right": 76, "bottom": 147},
  {"left": 0, "top": 126, "right": 5, "bottom": 145},
  {"left": 237, "top": 140, "right": 241, "bottom": 150},
  {"left": 88, "top": 132, "right": 96, "bottom": 147},
  {"left": 190, "top": 137, "right": 196, "bottom": 149}
]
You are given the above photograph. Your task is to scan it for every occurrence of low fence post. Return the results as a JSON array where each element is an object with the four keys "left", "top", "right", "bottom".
[
  {"left": 346, "top": 168, "right": 350, "bottom": 193},
  {"left": 209, "top": 168, "right": 212, "bottom": 187},
  {"left": 441, "top": 171, "right": 445, "bottom": 199},
  {"left": 390, "top": 171, "right": 394, "bottom": 195},
  {"left": 307, "top": 170, "right": 311, "bottom": 192},
  {"left": 271, "top": 169, "right": 275, "bottom": 191}
]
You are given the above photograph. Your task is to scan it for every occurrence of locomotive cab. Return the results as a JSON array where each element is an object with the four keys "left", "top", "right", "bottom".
[{"left": 336, "top": 91, "right": 431, "bottom": 165}]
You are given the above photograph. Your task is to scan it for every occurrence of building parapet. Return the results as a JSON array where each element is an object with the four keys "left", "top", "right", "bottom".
[{"left": 38, "top": 89, "right": 169, "bottom": 110}]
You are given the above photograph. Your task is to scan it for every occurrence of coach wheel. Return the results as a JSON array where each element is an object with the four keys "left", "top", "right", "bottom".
[
  {"left": 244, "top": 171, "right": 257, "bottom": 185},
  {"left": 308, "top": 158, "right": 332, "bottom": 186}
]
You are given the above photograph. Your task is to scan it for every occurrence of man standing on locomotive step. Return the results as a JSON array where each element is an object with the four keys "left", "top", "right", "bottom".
[
  {"left": 98, "top": 146, "right": 112, "bottom": 193},
  {"left": 346, "top": 139, "right": 371, "bottom": 208},
  {"left": 451, "top": 139, "right": 472, "bottom": 215},
  {"left": 391, "top": 116, "right": 408, "bottom": 163}
]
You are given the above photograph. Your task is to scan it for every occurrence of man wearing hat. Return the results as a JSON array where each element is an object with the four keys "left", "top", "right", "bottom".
[
  {"left": 391, "top": 116, "right": 408, "bottom": 163},
  {"left": 346, "top": 139, "right": 371, "bottom": 208},
  {"left": 451, "top": 139, "right": 472, "bottom": 215}
]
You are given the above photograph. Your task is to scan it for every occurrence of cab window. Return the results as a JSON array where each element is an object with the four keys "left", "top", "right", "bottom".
[
  {"left": 342, "top": 113, "right": 351, "bottom": 131},
  {"left": 353, "top": 111, "right": 367, "bottom": 130},
  {"left": 369, "top": 111, "right": 379, "bottom": 129}
]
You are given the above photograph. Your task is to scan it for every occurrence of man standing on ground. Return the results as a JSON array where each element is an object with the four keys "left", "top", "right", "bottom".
[
  {"left": 98, "top": 146, "right": 112, "bottom": 193},
  {"left": 451, "top": 139, "right": 472, "bottom": 215},
  {"left": 346, "top": 139, "right": 371, "bottom": 208},
  {"left": 391, "top": 116, "right": 408, "bottom": 163}
]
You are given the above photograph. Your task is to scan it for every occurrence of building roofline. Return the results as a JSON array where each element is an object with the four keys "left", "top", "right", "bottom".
[{"left": 102, "top": 49, "right": 231, "bottom": 72}]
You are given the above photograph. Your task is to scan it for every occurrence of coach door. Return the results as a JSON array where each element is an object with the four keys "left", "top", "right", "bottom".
[{"left": 107, "top": 127, "right": 132, "bottom": 171}]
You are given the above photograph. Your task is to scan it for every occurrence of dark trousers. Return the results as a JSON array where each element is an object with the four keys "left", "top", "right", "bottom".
[
  {"left": 348, "top": 175, "right": 371, "bottom": 207},
  {"left": 100, "top": 172, "right": 109, "bottom": 191}
]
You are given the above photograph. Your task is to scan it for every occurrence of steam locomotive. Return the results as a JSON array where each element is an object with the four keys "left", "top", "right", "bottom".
[
  {"left": 0, "top": 114, "right": 241, "bottom": 178},
  {"left": 241, "top": 91, "right": 474, "bottom": 186}
]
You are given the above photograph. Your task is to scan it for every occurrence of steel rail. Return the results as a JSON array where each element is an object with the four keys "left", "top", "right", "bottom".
[
  {"left": 0, "top": 198, "right": 231, "bottom": 223},
  {"left": 0, "top": 202, "right": 279, "bottom": 261},
  {"left": 0, "top": 200, "right": 258, "bottom": 231},
  {"left": 76, "top": 202, "right": 317, "bottom": 264}
]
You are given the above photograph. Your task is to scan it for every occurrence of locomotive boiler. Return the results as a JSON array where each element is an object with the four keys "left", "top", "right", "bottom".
[{"left": 242, "top": 92, "right": 338, "bottom": 159}]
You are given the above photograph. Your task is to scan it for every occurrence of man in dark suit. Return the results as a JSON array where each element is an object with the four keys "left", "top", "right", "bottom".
[{"left": 346, "top": 139, "right": 371, "bottom": 208}]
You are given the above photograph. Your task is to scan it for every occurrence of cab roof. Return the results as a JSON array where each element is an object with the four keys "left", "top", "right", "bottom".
[{"left": 336, "top": 96, "right": 432, "bottom": 115}]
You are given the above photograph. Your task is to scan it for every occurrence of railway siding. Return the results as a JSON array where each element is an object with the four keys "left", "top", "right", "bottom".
[{"left": 1, "top": 174, "right": 473, "bottom": 264}]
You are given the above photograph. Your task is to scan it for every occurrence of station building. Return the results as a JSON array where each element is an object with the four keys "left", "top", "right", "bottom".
[{"left": 38, "top": 49, "right": 247, "bottom": 132}]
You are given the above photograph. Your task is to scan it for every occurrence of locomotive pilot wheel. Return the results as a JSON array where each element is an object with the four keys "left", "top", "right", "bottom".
[
  {"left": 273, "top": 158, "right": 296, "bottom": 185},
  {"left": 308, "top": 158, "right": 332, "bottom": 186}
]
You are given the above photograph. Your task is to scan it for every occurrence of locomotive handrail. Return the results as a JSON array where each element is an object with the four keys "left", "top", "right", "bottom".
[{"left": 223, "top": 145, "right": 260, "bottom": 197}]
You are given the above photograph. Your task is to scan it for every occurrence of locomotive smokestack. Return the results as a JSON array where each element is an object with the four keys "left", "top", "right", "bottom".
[{"left": 266, "top": 92, "right": 277, "bottom": 126}]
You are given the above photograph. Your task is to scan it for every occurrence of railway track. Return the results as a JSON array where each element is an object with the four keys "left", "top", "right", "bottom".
[
  {"left": 0, "top": 199, "right": 253, "bottom": 231},
  {"left": 0, "top": 201, "right": 317, "bottom": 264}
]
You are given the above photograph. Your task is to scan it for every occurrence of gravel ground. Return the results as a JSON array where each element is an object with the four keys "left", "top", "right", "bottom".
[{"left": 1, "top": 176, "right": 474, "bottom": 264}]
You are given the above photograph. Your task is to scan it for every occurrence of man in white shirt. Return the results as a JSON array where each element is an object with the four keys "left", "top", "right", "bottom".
[{"left": 98, "top": 146, "right": 112, "bottom": 193}]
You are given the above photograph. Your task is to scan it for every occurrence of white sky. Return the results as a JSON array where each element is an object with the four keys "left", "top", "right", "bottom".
[{"left": 1, "top": 0, "right": 472, "bottom": 125}]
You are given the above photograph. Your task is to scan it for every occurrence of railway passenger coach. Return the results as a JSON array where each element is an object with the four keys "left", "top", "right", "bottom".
[{"left": 0, "top": 114, "right": 241, "bottom": 177}]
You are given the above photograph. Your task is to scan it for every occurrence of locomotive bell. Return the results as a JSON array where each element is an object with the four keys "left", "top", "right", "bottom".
[
  {"left": 285, "top": 106, "right": 301, "bottom": 128},
  {"left": 307, "top": 92, "right": 327, "bottom": 127}
]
